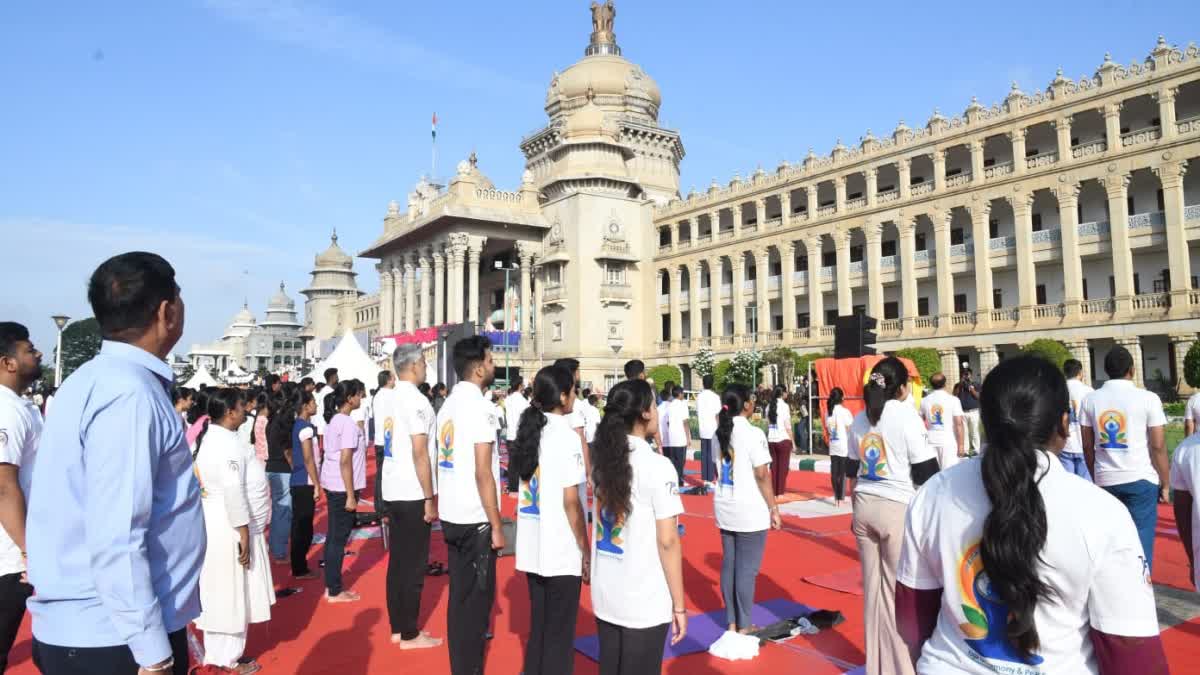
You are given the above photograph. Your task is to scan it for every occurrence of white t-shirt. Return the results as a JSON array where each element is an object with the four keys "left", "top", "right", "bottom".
[
  {"left": 516, "top": 413, "right": 587, "bottom": 577},
  {"left": 696, "top": 389, "right": 721, "bottom": 440},
  {"left": 505, "top": 392, "right": 529, "bottom": 442},
  {"left": 714, "top": 416, "right": 772, "bottom": 532},
  {"left": 920, "top": 389, "right": 964, "bottom": 450},
  {"left": 826, "top": 404, "right": 854, "bottom": 458},
  {"left": 313, "top": 388, "right": 328, "bottom": 435},
  {"left": 580, "top": 399, "right": 602, "bottom": 444},
  {"left": 663, "top": 399, "right": 689, "bottom": 447},
  {"left": 847, "top": 400, "right": 935, "bottom": 505},
  {"left": 436, "top": 381, "right": 500, "bottom": 524},
  {"left": 381, "top": 381, "right": 438, "bottom": 501},
  {"left": 591, "top": 435, "right": 683, "bottom": 629},
  {"left": 898, "top": 454, "right": 1160, "bottom": 674},
  {"left": 767, "top": 400, "right": 791, "bottom": 443},
  {"left": 1064, "top": 379, "right": 1095, "bottom": 456},
  {"left": 372, "top": 387, "right": 396, "bottom": 447},
  {"left": 0, "top": 385, "right": 41, "bottom": 575},
  {"left": 1170, "top": 434, "right": 1200, "bottom": 591},
  {"left": 351, "top": 392, "right": 370, "bottom": 427},
  {"left": 1079, "top": 379, "right": 1166, "bottom": 487},
  {"left": 1184, "top": 392, "right": 1200, "bottom": 430}
]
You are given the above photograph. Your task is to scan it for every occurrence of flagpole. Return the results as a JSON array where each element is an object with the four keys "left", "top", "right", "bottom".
[{"left": 431, "top": 112, "right": 438, "bottom": 181}]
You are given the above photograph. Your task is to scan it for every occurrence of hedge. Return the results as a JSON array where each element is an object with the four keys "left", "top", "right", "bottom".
[
  {"left": 1185, "top": 341, "right": 1200, "bottom": 390},
  {"left": 1021, "top": 338, "right": 1073, "bottom": 371},
  {"left": 646, "top": 364, "right": 683, "bottom": 390},
  {"left": 893, "top": 347, "right": 941, "bottom": 384}
]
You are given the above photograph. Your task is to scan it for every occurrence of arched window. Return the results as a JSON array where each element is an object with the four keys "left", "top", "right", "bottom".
[
  {"left": 273, "top": 355, "right": 282, "bottom": 364},
  {"left": 284, "top": 356, "right": 292, "bottom": 365},
  {"left": 273, "top": 341, "right": 282, "bottom": 349}
]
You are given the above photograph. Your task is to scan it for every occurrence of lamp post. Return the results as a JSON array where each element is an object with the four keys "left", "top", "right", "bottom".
[
  {"left": 51, "top": 315, "right": 70, "bottom": 387},
  {"left": 494, "top": 259, "right": 518, "bottom": 386}
]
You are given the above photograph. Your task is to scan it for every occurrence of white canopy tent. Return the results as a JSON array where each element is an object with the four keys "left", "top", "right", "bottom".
[
  {"left": 302, "top": 331, "right": 386, "bottom": 386},
  {"left": 220, "top": 363, "right": 254, "bottom": 385},
  {"left": 183, "top": 368, "right": 220, "bottom": 390}
]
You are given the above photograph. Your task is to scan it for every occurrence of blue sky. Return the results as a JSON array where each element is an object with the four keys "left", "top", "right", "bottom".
[{"left": 1, "top": 0, "right": 1194, "bottom": 356}]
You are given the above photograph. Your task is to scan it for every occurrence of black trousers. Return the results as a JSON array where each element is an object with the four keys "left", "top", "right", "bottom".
[
  {"left": 524, "top": 573, "right": 581, "bottom": 675},
  {"left": 442, "top": 520, "right": 497, "bottom": 675},
  {"left": 385, "top": 499, "right": 432, "bottom": 639},
  {"left": 596, "top": 618, "right": 669, "bottom": 675},
  {"left": 0, "top": 572, "right": 31, "bottom": 673},
  {"left": 829, "top": 456, "right": 860, "bottom": 501},
  {"left": 504, "top": 440, "right": 520, "bottom": 493},
  {"left": 33, "top": 627, "right": 188, "bottom": 675},
  {"left": 324, "top": 489, "right": 356, "bottom": 596},
  {"left": 290, "top": 485, "right": 316, "bottom": 576},
  {"left": 664, "top": 446, "right": 686, "bottom": 486}
]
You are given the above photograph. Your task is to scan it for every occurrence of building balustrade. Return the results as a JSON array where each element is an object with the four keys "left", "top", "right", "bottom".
[
  {"left": 767, "top": 276, "right": 781, "bottom": 290},
  {"left": 680, "top": 290, "right": 690, "bottom": 303},
  {"left": 846, "top": 196, "right": 867, "bottom": 209},
  {"left": 764, "top": 216, "right": 783, "bottom": 228},
  {"left": 879, "top": 319, "right": 903, "bottom": 335},
  {"left": 742, "top": 280, "right": 755, "bottom": 292},
  {"left": 989, "top": 235, "right": 1016, "bottom": 250},
  {"left": 1187, "top": 204, "right": 1200, "bottom": 221},
  {"left": 1034, "top": 303, "right": 1065, "bottom": 319},
  {"left": 1132, "top": 292, "right": 1171, "bottom": 311},
  {"left": 719, "top": 230, "right": 735, "bottom": 241},
  {"left": 1032, "top": 228, "right": 1062, "bottom": 244},
  {"left": 678, "top": 240, "right": 692, "bottom": 249},
  {"left": 1077, "top": 220, "right": 1111, "bottom": 237},
  {"left": 849, "top": 260, "right": 865, "bottom": 275},
  {"left": 991, "top": 307, "right": 1019, "bottom": 323},
  {"left": 1025, "top": 151, "right": 1058, "bottom": 170},
  {"left": 820, "top": 266, "right": 835, "bottom": 278},
  {"left": 914, "top": 316, "right": 938, "bottom": 329},
  {"left": 946, "top": 172, "right": 972, "bottom": 188},
  {"left": 720, "top": 283, "right": 732, "bottom": 298},
  {"left": 1121, "top": 126, "right": 1162, "bottom": 148},
  {"left": 761, "top": 331, "right": 783, "bottom": 345},
  {"left": 881, "top": 255, "right": 897, "bottom": 268},
  {"left": 819, "top": 325, "right": 836, "bottom": 338},
  {"left": 984, "top": 161, "right": 1014, "bottom": 179},
  {"left": 545, "top": 285, "right": 568, "bottom": 303},
  {"left": 950, "top": 242, "right": 975, "bottom": 257},
  {"left": 599, "top": 283, "right": 633, "bottom": 300},
  {"left": 817, "top": 205, "right": 836, "bottom": 217},
  {"left": 910, "top": 181, "right": 934, "bottom": 197},
  {"left": 655, "top": 341, "right": 668, "bottom": 353},
  {"left": 877, "top": 189, "right": 900, "bottom": 203},
  {"left": 1180, "top": 115, "right": 1200, "bottom": 135},
  {"left": 1128, "top": 211, "right": 1166, "bottom": 230},
  {"left": 914, "top": 249, "right": 931, "bottom": 263},
  {"left": 743, "top": 223, "right": 758, "bottom": 233},
  {"left": 1071, "top": 139, "right": 1107, "bottom": 159},
  {"left": 1081, "top": 298, "right": 1115, "bottom": 315},
  {"left": 793, "top": 270, "right": 808, "bottom": 284},
  {"left": 602, "top": 240, "right": 631, "bottom": 256},
  {"left": 659, "top": 243, "right": 671, "bottom": 252},
  {"left": 657, "top": 293, "right": 668, "bottom": 306},
  {"left": 714, "top": 336, "right": 735, "bottom": 347},
  {"left": 1190, "top": 289, "right": 1200, "bottom": 306},
  {"left": 697, "top": 234, "right": 712, "bottom": 244},
  {"left": 950, "top": 311, "right": 976, "bottom": 327}
]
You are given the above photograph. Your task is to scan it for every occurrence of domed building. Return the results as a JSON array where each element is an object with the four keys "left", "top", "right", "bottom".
[
  {"left": 301, "top": 230, "right": 365, "bottom": 359},
  {"left": 188, "top": 284, "right": 307, "bottom": 376}
]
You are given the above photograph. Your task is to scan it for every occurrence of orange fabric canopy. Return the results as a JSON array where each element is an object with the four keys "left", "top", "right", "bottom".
[{"left": 810, "top": 355, "right": 921, "bottom": 441}]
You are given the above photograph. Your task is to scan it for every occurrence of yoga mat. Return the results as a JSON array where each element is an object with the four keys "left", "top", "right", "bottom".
[
  {"left": 573, "top": 598, "right": 814, "bottom": 662},
  {"left": 803, "top": 567, "right": 864, "bottom": 596}
]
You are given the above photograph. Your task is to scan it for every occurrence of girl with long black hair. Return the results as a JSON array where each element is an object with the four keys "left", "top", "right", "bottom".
[
  {"left": 510, "top": 365, "right": 589, "bottom": 675},
  {"left": 264, "top": 389, "right": 296, "bottom": 564},
  {"left": 765, "top": 385, "right": 793, "bottom": 496},
  {"left": 590, "top": 379, "right": 687, "bottom": 674},
  {"left": 846, "top": 357, "right": 937, "bottom": 675},
  {"left": 289, "top": 390, "right": 321, "bottom": 579},
  {"left": 896, "top": 355, "right": 1167, "bottom": 673},
  {"left": 825, "top": 387, "right": 856, "bottom": 506},
  {"left": 713, "top": 384, "right": 782, "bottom": 635},
  {"left": 320, "top": 378, "right": 367, "bottom": 603}
]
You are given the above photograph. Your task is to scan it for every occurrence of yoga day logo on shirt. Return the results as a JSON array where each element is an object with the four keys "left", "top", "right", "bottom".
[
  {"left": 958, "top": 542, "right": 1044, "bottom": 667},
  {"left": 828, "top": 423, "right": 839, "bottom": 442},
  {"left": 438, "top": 420, "right": 455, "bottom": 469},
  {"left": 519, "top": 468, "right": 541, "bottom": 516},
  {"left": 719, "top": 451, "right": 735, "bottom": 487},
  {"left": 1097, "top": 410, "right": 1129, "bottom": 450},
  {"left": 382, "top": 417, "right": 394, "bottom": 458},
  {"left": 595, "top": 507, "right": 626, "bottom": 556},
  {"left": 858, "top": 433, "right": 888, "bottom": 481},
  {"left": 930, "top": 405, "right": 945, "bottom": 428},
  {"left": 1068, "top": 400, "right": 1080, "bottom": 425}
]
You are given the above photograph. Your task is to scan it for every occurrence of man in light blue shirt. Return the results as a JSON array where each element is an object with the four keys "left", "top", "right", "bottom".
[{"left": 27, "top": 252, "right": 203, "bottom": 675}]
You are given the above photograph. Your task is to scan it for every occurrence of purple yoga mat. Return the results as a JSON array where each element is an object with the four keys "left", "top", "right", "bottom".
[{"left": 573, "top": 598, "right": 814, "bottom": 662}]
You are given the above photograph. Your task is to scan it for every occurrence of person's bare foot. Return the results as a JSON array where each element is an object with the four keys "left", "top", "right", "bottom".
[
  {"left": 233, "top": 660, "right": 261, "bottom": 674},
  {"left": 325, "top": 590, "right": 360, "bottom": 603},
  {"left": 397, "top": 633, "right": 443, "bottom": 650}
]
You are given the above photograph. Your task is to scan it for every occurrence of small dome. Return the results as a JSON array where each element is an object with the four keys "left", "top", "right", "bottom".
[
  {"left": 268, "top": 282, "right": 294, "bottom": 310},
  {"left": 232, "top": 303, "right": 256, "bottom": 326},
  {"left": 547, "top": 55, "right": 661, "bottom": 116},
  {"left": 315, "top": 230, "right": 353, "bottom": 269}
]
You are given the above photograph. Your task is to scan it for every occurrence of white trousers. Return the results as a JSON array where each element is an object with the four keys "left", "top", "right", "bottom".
[
  {"left": 203, "top": 630, "right": 247, "bottom": 668},
  {"left": 963, "top": 409, "right": 982, "bottom": 455},
  {"left": 932, "top": 444, "right": 959, "bottom": 471}
]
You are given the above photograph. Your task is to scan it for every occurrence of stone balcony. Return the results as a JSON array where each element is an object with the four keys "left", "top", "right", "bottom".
[
  {"left": 985, "top": 161, "right": 1014, "bottom": 179},
  {"left": 1121, "top": 126, "right": 1162, "bottom": 148},
  {"left": 1071, "top": 139, "right": 1107, "bottom": 159}
]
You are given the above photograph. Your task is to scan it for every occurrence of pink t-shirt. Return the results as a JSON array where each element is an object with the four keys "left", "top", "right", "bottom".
[
  {"left": 253, "top": 413, "right": 270, "bottom": 462},
  {"left": 320, "top": 413, "right": 366, "bottom": 492},
  {"left": 186, "top": 415, "right": 209, "bottom": 449}
]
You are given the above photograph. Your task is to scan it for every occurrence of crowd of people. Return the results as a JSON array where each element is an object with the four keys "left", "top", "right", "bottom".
[{"left": 0, "top": 249, "right": 1194, "bottom": 674}]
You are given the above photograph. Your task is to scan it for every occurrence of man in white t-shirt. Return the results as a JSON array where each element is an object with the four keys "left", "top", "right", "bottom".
[
  {"left": 662, "top": 386, "right": 691, "bottom": 487},
  {"left": 380, "top": 344, "right": 441, "bottom": 650},
  {"left": 1080, "top": 345, "right": 1168, "bottom": 570},
  {"left": 0, "top": 323, "right": 43, "bottom": 670},
  {"left": 1062, "top": 359, "right": 1095, "bottom": 480},
  {"left": 918, "top": 373, "right": 964, "bottom": 470},
  {"left": 503, "top": 378, "right": 528, "bottom": 494},
  {"left": 436, "top": 336, "right": 502, "bottom": 674},
  {"left": 1170, "top": 433, "right": 1200, "bottom": 592},
  {"left": 696, "top": 375, "right": 721, "bottom": 489},
  {"left": 1185, "top": 389, "right": 1200, "bottom": 437},
  {"left": 314, "top": 367, "right": 339, "bottom": 441},
  {"left": 553, "top": 358, "right": 592, "bottom": 516}
]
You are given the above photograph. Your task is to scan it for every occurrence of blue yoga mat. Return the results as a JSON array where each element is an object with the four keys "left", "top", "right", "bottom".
[{"left": 574, "top": 598, "right": 814, "bottom": 662}]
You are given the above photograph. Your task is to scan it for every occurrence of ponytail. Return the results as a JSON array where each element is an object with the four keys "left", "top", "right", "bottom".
[
  {"left": 716, "top": 383, "right": 750, "bottom": 462},
  {"left": 864, "top": 357, "right": 908, "bottom": 425},
  {"left": 510, "top": 365, "right": 575, "bottom": 481},
  {"left": 268, "top": 384, "right": 301, "bottom": 458},
  {"left": 323, "top": 379, "right": 362, "bottom": 424},
  {"left": 767, "top": 385, "right": 786, "bottom": 426},
  {"left": 195, "top": 387, "right": 245, "bottom": 459},
  {"left": 978, "top": 355, "right": 1065, "bottom": 661},
  {"left": 592, "top": 379, "right": 655, "bottom": 523}
]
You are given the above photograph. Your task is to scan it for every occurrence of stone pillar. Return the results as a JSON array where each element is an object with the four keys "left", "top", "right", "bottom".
[
  {"left": 781, "top": 242, "right": 797, "bottom": 331},
  {"left": 1156, "top": 161, "right": 1192, "bottom": 316},
  {"left": 1058, "top": 183, "right": 1084, "bottom": 320},
  {"left": 933, "top": 150, "right": 947, "bottom": 191},
  {"left": 899, "top": 218, "right": 919, "bottom": 329},
  {"left": 865, "top": 222, "right": 884, "bottom": 319},
  {"left": 806, "top": 188, "right": 818, "bottom": 218},
  {"left": 403, "top": 256, "right": 417, "bottom": 333},
  {"left": 1115, "top": 336, "right": 1145, "bottom": 388},
  {"left": 1103, "top": 174, "right": 1135, "bottom": 316},
  {"left": 898, "top": 158, "right": 912, "bottom": 201},
  {"left": 732, "top": 254, "right": 747, "bottom": 337},
  {"left": 971, "top": 202, "right": 993, "bottom": 329},
  {"left": 1104, "top": 103, "right": 1122, "bottom": 154},
  {"left": 448, "top": 233, "right": 468, "bottom": 324},
  {"left": 835, "top": 176, "right": 847, "bottom": 213},
  {"left": 709, "top": 257, "right": 725, "bottom": 337},
  {"left": 418, "top": 252, "right": 432, "bottom": 328},
  {"left": 1065, "top": 339, "right": 1092, "bottom": 386},
  {"left": 934, "top": 210, "right": 955, "bottom": 322},
  {"left": 1055, "top": 117, "right": 1073, "bottom": 165},
  {"left": 939, "top": 348, "right": 959, "bottom": 379},
  {"left": 670, "top": 222, "right": 679, "bottom": 251},
  {"left": 689, "top": 261, "right": 703, "bottom": 344},
  {"left": 1011, "top": 128, "right": 1027, "bottom": 176},
  {"left": 392, "top": 267, "right": 405, "bottom": 333},
  {"left": 754, "top": 247, "right": 771, "bottom": 335},
  {"left": 669, "top": 267, "right": 683, "bottom": 345},
  {"left": 834, "top": 229, "right": 852, "bottom": 316},
  {"left": 733, "top": 204, "right": 743, "bottom": 238},
  {"left": 780, "top": 191, "right": 792, "bottom": 227},
  {"left": 467, "top": 238, "right": 486, "bottom": 326},
  {"left": 710, "top": 209, "right": 722, "bottom": 238},
  {"left": 378, "top": 265, "right": 395, "bottom": 335},
  {"left": 866, "top": 168, "right": 878, "bottom": 206},
  {"left": 806, "top": 236, "right": 824, "bottom": 329},
  {"left": 755, "top": 199, "right": 767, "bottom": 228},
  {"left": 518, "top": 246, "right": 533, "bottom": 338},
  {"left": 1157, "top": 87, "right": 1178, "bottom": 140},
  {"left": 432, "top": 250, "right": 446, "bottom": 326},
  {"left": 969, "top": 140, "right": 984, "bottom": 184},
  {"left": 533, "top": 263, "right": 544, "bottom": 352},
  {"left": 1012, "top": 193, "right": 1037, "bottom": 321},
  {"left": 1171, "top": 334, "right": 1196, "bottom": 395},
  {"left": 977, "top": 345, "right": 999, "bottom": 379}
]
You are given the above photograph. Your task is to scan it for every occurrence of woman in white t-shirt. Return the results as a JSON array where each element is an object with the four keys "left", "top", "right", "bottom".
[
  {"left": 591, "top": 379, "right": 687, "bottom": 673},
  {"left": 511, "top": 365, "right": 590, "bottom": 675},
  {"left": 847, "top": 357, "right": 939, "bottom": 675},
  {"left": 765, "top": 385, "right": 793, "bottom": 497},
  {"left": 825, "top": 387, "right": 856, "bottom": 507},
  {"left": 896, "top": 355, "right": 1167, "bottom": 674},
  {"left": 714, "top": 384, "right": 782, "bottom": 634}
]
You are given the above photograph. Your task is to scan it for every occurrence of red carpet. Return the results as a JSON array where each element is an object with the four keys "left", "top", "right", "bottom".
[
  {"left": 5, "top": 456, "right": 1199, "bottom": 674},
  {"left": 804, "top": 567, "right": 865, "bottom": 596}
]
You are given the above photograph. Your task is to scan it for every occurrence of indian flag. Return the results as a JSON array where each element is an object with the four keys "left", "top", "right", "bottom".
[{"left": 432, "top": 113, "right": 437, "bottom": 140}]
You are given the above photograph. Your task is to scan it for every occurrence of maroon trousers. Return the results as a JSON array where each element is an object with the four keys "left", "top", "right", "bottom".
[{"left": 768, "top": 439, "right": 793, "bottom": 496}]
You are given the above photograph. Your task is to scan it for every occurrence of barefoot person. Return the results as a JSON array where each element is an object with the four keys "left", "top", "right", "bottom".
[
  {"left": 320, "top": 379, "right": 368, "bottom": 603},
  {"left": 381, "top": 344, "right": 442, "bottom": 650},
  {"left": 825, "top": 387, "right": 856, "bottom": 507}
]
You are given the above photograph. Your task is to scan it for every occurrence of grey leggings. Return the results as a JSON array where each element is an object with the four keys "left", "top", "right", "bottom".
[{"left": 719, "top": 528, "right": 767, "bottom": 630}]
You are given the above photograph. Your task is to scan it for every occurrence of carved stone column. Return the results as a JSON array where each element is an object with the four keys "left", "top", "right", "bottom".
[
  {"left": 447, "top": 233, "right": 469, "bottom": 324},
  {"left": 755, "top": 199, "right": 767, "bottom": 229},
  {"left": 392, "top": 267, "right": 405, "bottom": 333},
  {"left": 939, "top": 348, "right": 959, "bottom": 380},
  {"left": 898, "top": 218, "right": 918, "bottom": 330},
  {"left": 1103, "top": 174, "right": 1135, "bottom": 317},
  {"left": 971, "top": 202, "right": 993, "bottom": 329},
  {"left": 934, "top": 211, "right": 955, "bottom": 323},
  {"left": 977, "top": 344, "right": 999, "bottom": 379},
  {"left": 517, "top": 243, "right": 534, "bottom": 339},
  {"left": 1157, "top": 87, "right": 1178, "bottom": 140},
  {"left": 969, "top": 140, "right": 984, "bottom": 184},
  {"left": 709, "top": 257, "right": 725, "bottom": 337},
  {"left": 467, "top": 237, "right": 487, "bottom": 326},
  {"left": 805, "top": 188, "right": 818, "bottom": 218},
  {"left": 669, "top": 266, "right": 683, "bottom": 346},
  {"left": 709, "top": 209, "right": 722, "bottom": 238},
  {"left": 1055, "top": 117, "right": 1073, "bottom": 165},
  {"left": 835, "top": 176, "right": 847, "bottom": 213},
  {"left": 806, "top": 236, "right": 824, "bottom": 329},
  {"left": 378, "top": 264, "right": 395, "bottom": 335},
  {"left": 933, "top": 150, "right": 947, "bottom": 191},
  {"left": 865, "top": 168, "right": 878, "bottom": 206},
  {"left": 1104, "top": 103, "right": 1122, "bottom": 154},
  {"left": 689, "top": 261, "right": 703, "bottom": 345},
  {"left": 418, "top": 252, "right": 432, "bottom": 328},
  {"left": 732, "top": 254, "right": 747, "bottom": 338},
  {"left": 754, "top": 247, "right": 771, "bottom": 336},
  {"left": 1011, "top": 128, "right": 1027, "bottom": 176},
  {"left": 865, "top": 222, "right": 884, "bottom": 319},
  {"left": 1058, "top": 184, "right": 1084, "bottom": 320},
  {"left": 780, "top": 192, "right": 792, "bottom": 227},
  {"left": 834, "top": 229, "right": 852, "bottom": 316},
  {"left": 898, "top": 158, "right": 912, "bottom": 200},
  {"left": 403, "top": 255, "right": 417, "bottom": 333},
  {"left": 1156, "top": 162, "right": 1192, "bottom": 316},
  {"left": 781, "top": 242, "right": 797, "bottom": 331},
  {"left": 1012, "top": 194, "right": 1036, "bottom": 322},
  {"left": 432, "top": 249, "right": 446, "bottom": 327},
  {"left": 1171, "top": 334, "right": 1197, "bottom": 394}
]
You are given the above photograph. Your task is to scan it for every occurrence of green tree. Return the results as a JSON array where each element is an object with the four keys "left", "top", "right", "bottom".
[
  {"left": 1020, "top": 338, "right": 1073, "bottom": 371},
  {"left": 691, "top": 347, "right": 716, "bottom": 378},
  {"left": 1184, "top": 341, "right": 1200, "bottom": 389},
  {"left": 713, "top": 359, "right": 733, "bottom": 391},
  {"left": 894, "top": 347, "right": 941, "bottom": 384},
  {"left": 59, "top": 318, "right": 102, "bottom": 381},
  {"left": 794, "top": 350, "right": 831, "bottom": 379},
  {"left": 647, "top": 364, "right": 683, "bottom": 391},
  {"left": 763, "top": 347, "right": 799, "bottom": 387},
  {"left": 728, "top": 349, "right": 764, "bottom": 387}
]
